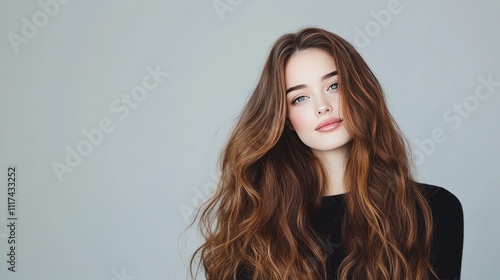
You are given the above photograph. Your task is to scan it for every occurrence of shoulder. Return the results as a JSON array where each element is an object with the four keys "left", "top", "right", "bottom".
[
  {"left": 417, "top": 182, "right": 464, "bottom": 279},
  {"left": 417, "top": 182, "right": 464, "bottom": 239},
  {"left": 418, "top": 182, "right": 463, "bottom": 220}
]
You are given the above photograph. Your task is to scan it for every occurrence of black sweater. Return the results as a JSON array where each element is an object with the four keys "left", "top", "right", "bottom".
[
  {"left": 314, "top": 183, "right": 464, "bottom": 279},
  {"left": 236, "top": 183, "right": 464, "bottom": 279}
]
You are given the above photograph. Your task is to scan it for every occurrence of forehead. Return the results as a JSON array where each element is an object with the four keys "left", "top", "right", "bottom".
[{"left": 285, "top": 48, "right": 337, "bottom": 87}]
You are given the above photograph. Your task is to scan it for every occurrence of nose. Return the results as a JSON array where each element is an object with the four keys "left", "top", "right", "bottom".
[{"left": 316, "top": 101, "right": 333, "bottom": 116}]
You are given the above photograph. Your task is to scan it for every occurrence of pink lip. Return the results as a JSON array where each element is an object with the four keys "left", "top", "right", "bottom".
[{"left": 315, "top": 118, "right": 342, "bottom": 132}]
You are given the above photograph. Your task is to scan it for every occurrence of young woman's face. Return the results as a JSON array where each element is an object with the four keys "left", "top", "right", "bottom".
[{"left": 285, "top": 48, "right": 353, "bottom": 153}]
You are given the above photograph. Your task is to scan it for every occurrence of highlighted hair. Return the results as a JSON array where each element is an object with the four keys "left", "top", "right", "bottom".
[{"left": 191, "top": 27, "right": 437, "bottom": 280}]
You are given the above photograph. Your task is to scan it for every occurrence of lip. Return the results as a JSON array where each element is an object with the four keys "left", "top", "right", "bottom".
[{"left": 315, "top": 118, "right": 343, "bottom": 132}]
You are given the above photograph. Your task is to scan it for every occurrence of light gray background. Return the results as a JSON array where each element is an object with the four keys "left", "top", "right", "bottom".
[{"left": 0, "top": 0, "right": 498, "bottom": 279}]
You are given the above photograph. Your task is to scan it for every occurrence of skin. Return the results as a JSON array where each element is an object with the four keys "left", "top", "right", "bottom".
[{"left": 285, "top": 48, "right": 353, "bottom": 196}]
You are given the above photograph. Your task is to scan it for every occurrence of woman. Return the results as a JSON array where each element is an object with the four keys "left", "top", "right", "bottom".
[{"left": 191, "top": 27, "right": 463, "bottom": 280}]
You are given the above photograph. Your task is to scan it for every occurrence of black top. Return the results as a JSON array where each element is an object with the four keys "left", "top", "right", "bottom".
[
  {"left": 314, "top": 183, "right": 464, "bottom": 279},
  {"left": 236, "top": 183, "right": 464, "bottom": 279}
]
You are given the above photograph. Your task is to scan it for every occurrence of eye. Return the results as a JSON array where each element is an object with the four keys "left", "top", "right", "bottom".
[
  {"left": 328, "top": 83, "right": 339, "bottom": 92},
  {"left": 292, "top": 95, "right": 308, "bottom": 104}
]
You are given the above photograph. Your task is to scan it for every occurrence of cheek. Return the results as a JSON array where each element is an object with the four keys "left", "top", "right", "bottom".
[{"left": 288, "top": 111, "right": 310, "bottom": 131}]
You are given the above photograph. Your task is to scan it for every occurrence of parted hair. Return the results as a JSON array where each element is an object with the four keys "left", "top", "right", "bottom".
[{"left": 190, "top": 27, "right": 437, "bottom": 280}]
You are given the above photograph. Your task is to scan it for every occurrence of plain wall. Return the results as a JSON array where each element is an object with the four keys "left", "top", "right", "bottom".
[{"left": 0, "top": 0, "right": 499, "bottom": 279}]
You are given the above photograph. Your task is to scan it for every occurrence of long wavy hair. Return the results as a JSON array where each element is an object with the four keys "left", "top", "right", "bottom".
[{"left": 190, "top": 27, "right": 437, "bottom": 280}]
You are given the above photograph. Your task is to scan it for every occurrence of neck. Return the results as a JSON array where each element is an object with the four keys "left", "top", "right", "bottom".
[{"left": 312, "top": 142, "right": 351, "bottom": 196}]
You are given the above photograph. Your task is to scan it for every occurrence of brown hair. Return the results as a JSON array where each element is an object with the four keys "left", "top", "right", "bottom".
[{"left": 190, "top": 27, "right": 437, "bottom": 280}]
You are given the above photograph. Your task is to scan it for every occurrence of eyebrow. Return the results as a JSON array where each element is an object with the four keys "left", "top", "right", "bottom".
[{"left": 285, "top": 70, "right": 338, "bottom": 94}]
